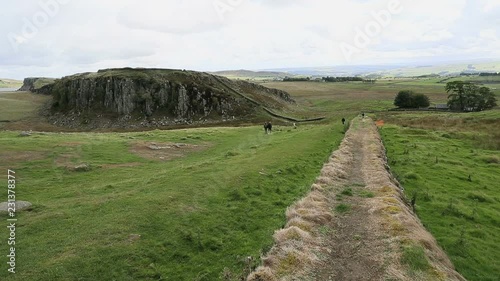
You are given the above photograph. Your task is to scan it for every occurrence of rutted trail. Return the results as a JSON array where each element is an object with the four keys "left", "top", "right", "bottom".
[{"left": 248, "top": 118, "right": 466, "bottom": 281}]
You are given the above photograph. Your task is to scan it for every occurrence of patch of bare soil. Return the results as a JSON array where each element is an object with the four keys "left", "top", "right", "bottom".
[
  {"left": 129, "top": 141, "right": 209, "bottom": 162},
  {"left": 53, "top": 152, "right": 80, "bottom": 168},
  {"left": 0, "top": 151, "right": 46, "bottom": 170},
  {"left": 248, "top": 118, "right": 466, "bottom": 281}
]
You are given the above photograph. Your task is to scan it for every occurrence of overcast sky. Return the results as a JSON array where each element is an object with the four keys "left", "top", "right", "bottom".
[{"left": 1, "top": 0, "right": 499, "bottom": 79}]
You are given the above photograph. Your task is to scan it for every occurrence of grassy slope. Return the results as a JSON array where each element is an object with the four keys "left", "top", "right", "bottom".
[
  {"left": 379, "top": 118, "right": 500, "bottom": 281},
  {"left": 0, "top": 123, "right": 344, "bottom": 280},
  {"left": 0, "top": 92, "right": 51, "bottom": 123},
  {"left": 32, "top": 78, "right": 57, "bottom": 90},
  {"left": 0, "top": 79, "right": 22, "bottom": 89}
]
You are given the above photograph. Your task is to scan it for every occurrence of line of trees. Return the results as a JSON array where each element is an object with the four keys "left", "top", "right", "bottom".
[
  {"left": 479, "top": 72, "right": 500, "bottom": 76},
  {"left": 445, "top": 81, "right": 497, "bottom": 112},
  {"left": 283, "top": 77, "right": 310, "bottom": 82},
  {"left": 322, "top": 76, "right": 364, "bottom": 82},
  {"left": 394, "top": 90, "right": 430, "bottom": 108}
]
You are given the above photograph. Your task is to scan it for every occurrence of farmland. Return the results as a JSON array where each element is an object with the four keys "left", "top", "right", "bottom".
[
  {"left": 0, "top": 89, "right": 345, "bottom": 280},
  {"left": 0, "top": 75, "right": 499, "bottom": 280}
]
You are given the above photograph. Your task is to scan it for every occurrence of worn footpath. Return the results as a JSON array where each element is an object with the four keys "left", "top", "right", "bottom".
[{"left": 248, "top": 117, "right": 466, "bottom": 281}]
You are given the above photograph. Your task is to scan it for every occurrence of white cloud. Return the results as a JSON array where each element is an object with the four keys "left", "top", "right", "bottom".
[
  {"left": 482, "top": 0, "right": 500, "bottom": 12},
  {"left": 0, "top": 0, "right": 498, "bottom": 79}
]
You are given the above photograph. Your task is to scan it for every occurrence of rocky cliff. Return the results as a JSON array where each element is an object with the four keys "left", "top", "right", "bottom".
[
  {"left": 45, "top": 68, "right": 295, "bottom": 129},
  {"left": 19, "top": 77, "right": 57, "bottom": 92}
]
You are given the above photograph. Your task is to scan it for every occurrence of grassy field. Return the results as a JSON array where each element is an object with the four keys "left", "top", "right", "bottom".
[
  {"left": 0, "top": 77, "right": 499, "bottom": 280},
  {"left": 0, "top": 79, "right": 22, "bottom": 89},
  {"left": 379, "top": 115, "right": 500, "bottom": 280},
  {"left": 0, "top": 92, "right": 51, "bottom": 124},
  {"left": 262, "top": 79, "right": 448, "bottom": 119},
  {"left": 0, "top": 119, "right": 345, "bottom": 280}
]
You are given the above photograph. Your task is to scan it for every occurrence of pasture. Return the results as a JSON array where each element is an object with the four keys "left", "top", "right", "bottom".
[
  {"left": 0, "top": 101, "right": 344, "bottom": 280},
  {"left": 0, "top": 75, "right": 499, "bottom": 280},
  {"left": 379, "top": 117, "right": 500, "bottom": 280}
]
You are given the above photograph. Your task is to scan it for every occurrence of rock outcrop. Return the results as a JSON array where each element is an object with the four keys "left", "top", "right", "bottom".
[
  {"left": 18, "top": 77, "right": 56, "bottom": 92},
  {"left": 44, "top": 68, "right": 295, "bottom": 129}
]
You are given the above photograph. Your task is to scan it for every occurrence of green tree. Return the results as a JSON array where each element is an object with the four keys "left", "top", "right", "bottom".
[
  {"left": 413, "top": 93, "right": 430, "bottom": 108},
  {"left": 446, "top": 81, "right": 497, "bottom": 111},
  {"left": 477, "top": 87, "right": 497, "bottom": 111},
  {"left": 446, "top": 81, "right": 470, "bottom": 111},
  {"left": 394, "top": 90, "right": 414, "bottom": 108},
  {"left": 394, "top": 90, "right": 430, "bottom": 108}
]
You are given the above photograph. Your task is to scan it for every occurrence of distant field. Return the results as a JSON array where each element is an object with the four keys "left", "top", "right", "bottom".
[
  {"left": 365, "top": 61, "right": 500, "bottom": 77},
  {"left": 0, "top": 79, "right": 22, "bottom": 89},
  {"left": 211, "top": 70, "right": 290, "bottom": 82},
  {"left": 262, "top": 79, "right": 449, "bottom": 119},
  {"left": 0, "top": 91, "right": 50, "bottom": 126}
]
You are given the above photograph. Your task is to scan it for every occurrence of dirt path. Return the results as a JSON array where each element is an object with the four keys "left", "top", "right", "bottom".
[
  {"left": 248, "top": 118, "right": 466, "bottom": 281},
  {"left": 310, "top": 123, "right": 388, "bottom": 281}
]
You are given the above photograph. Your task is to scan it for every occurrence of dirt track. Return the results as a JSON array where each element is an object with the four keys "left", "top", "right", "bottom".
[{"left": 248, "top": 118, "right": 466, "bottom": 281}]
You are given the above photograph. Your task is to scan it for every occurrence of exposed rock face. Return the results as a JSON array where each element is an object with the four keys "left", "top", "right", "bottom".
[
  {"left": 18, "top": 77, "right": 56, "bottom": 93},
  {"left": 45, "top": 68, "right": 295, "bottom": 129},
  {"left": 18, "top": 78, "right": 40, "bottom": 91}
]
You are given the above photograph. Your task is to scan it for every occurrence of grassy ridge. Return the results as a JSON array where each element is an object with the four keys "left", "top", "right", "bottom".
[
  {"left": 0, "top": 79, "right": 22, "bottom": 89},
  {"left": 0, "top": 123, "right": 344, "bottom": 280},
  {"left": 380, "top": 119, "right": 500, "bottom": 281}
]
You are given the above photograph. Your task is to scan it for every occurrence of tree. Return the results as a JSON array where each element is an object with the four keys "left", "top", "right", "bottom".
[
  {"left": 477, "top": 87, "right": 497, "bottom": 111},
  {"left": 446, "top": 81, "right": 497, "bottom": 111},
  {"left": 413, "top": 93, "right": 430, "bottom": 108},
  {"left": 394, "top": 90, "right": 414, "bottom": 108},
  {"left": 394, "top": 90, "right": 430, "bottom": 108}
]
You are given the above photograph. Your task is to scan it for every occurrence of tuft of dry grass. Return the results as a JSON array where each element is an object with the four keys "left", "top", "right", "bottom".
[
  {"left": 286, "top": 217, "right": 314, "bottom": 233},
  {"left": 247, "top": 267, "right": 276, "bottom": 281},
  {"left": 273, "top": 227, "right": 312, "bottom": 244}
]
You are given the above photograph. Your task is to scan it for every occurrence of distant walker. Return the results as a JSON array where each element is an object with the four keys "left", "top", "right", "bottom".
[{"left": 264, "top": 122, "right": 273, "bottom": 134}]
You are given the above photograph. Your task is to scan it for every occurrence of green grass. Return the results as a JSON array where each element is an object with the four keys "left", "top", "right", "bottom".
[
  {"left": 335, "top": 204, "right": 351, "bottom": 214},
  {"left": 262, "top": 79, "right": 454, "bottom": 120},
  {"left": 0, "top": 79, "right": 22, "bottom": 89},
  {"left": 1, "top": 74, "right": 499, "bottom": 280},
  {"left": 32, "top": 78, "right": 57, "bottom": 90},
  {"left": 359, "top": 190, "right": 375, "bottom": 198},
  {"left": 0, "top": 123, "right": 344, "bottom": 280},
  {"left": 401, "top": 244, "right": 431, "bottom": 272},
  {"left": 0, "top": 92, "right": 50, "bottom": 122},
  {"left": 341, "top": 188, "right": 354, "bottom": 196},
  {"left": 380, "top": 123, "right": 500, "bottom": 281}
]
